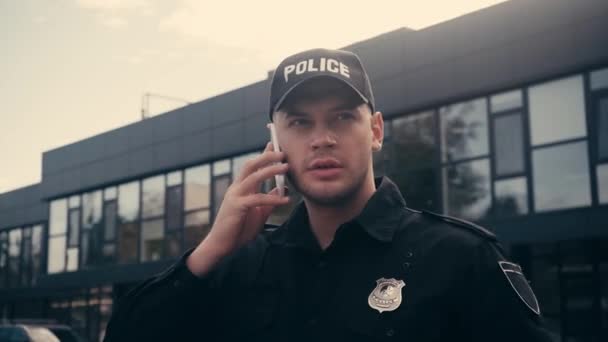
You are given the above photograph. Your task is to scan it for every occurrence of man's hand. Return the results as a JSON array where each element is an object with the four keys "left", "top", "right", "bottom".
[{"left": 186, "top": 142, "right": 289, "bottom": 277}]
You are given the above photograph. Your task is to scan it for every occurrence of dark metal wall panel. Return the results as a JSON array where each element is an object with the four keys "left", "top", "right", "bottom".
[
  {"left": 0, "top": 185, "right": 46, "bottom": 229},
  {"left": 243, "top": 80, "right": 269, "bottom": 118},
  {"left": 211, "top": 89, "right": 245, "bottom": 127},
  {"left": 211, "top": 122, "right": 245, "bottom": 157},
  {"left": 182, "top": 128, "right": 213, "bottom": 166}
]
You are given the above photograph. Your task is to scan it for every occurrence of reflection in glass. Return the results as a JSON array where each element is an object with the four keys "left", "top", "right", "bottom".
[
  {"left": 493, "top": 113, "right": 525, "bottom": 176},
  {"left": 442, "top": 159, "right": 491, "bottom": 221},
  {"left": 69, "top": 195, "right": 81, "bottom": 209},
  {"left": 490, "top": 89, "right": 522, "bottom": 113},
  {"left": 598, "top": 97, "right": 608, "bottom": 160},
  {"left": 213, "top": 176, "right": 231, "bottom": 218},
  {"left": 117, "top": 222, "right": 138, "bottom": 263},
  {"left": 50, "top": 199, "right": 68, "bottom": 235},
  {"left": 233, "top": 152, "right": 260, "bottom": 180},
  {"left": 142, "top": 175, "right": 165, "bottom": 218},
  {"left": 31, "top": 225, "right": 42, "bottom": 284},
  {"left": 494, "top": 177, "right": 529, "bottom": 217},
  {"left": 184, "top": 210, "right": 211, "bottom": 250},
  {"left": 165, "top": 232, "right": 182, "bottom": 258},
  {"left": 533, "top": 142, "right": 591, "bottom": 211},
  {"left": 590, "top": 67, "right": 608, "bottom": 90},
  {"left": 66, "top": 248, "right": 78, "bottom": 271},
  {"left": 440, "top": 98, "right": 489, "bottom": 162},
  {"left": 8, "top": 229, "right": 22, "bottom": 287},
  {"left": 118, "top": 181, "right": 140, "bottom": 222},
  {"left": 213, "top": 159, "right": 231, "bottom": 176},
  {"left": 81, "top": 191, "right": 103, "bottom": 230},
  {"left": 529, "top": 75, "right": 587, "bottom": 146},
  {"left": 104, "top": 202, "right": 117, "bottom": 241},
  {"left": 0, "top": 232, "right": 7, "bottom": 288},
  {"left": 390, "top": 112, "right": 438, "bottom": 210},
  {"left": 185, "top": 165, "right": 210, "bottom": 211},
  {"left": 598, "top": 164, "right": 608, "bottom": 204},
  {"left": 140, "top": 219, "right": 164, "bottom": 262},
  {"left": 68, "top": 210, "right": 80, "bottom": 247},
  {"left": 48, "top": 236, "right": 66, "bottom": 274},
  {"left": 167, "top": 186, "right": 183, "bottom": 231},
  {"left": 104, "top": 187, "right": 117, "bottom": 200},
  {"left": 167, "top": 171, "right": 182, "bottom": 186}
]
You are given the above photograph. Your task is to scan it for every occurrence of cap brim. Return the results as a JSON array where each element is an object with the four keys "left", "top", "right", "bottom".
[{"left": 272, "top": 74, "right": 370, "bottom": 115}]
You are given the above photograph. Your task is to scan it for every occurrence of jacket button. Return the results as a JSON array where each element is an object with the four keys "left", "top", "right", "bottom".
[
  {"left": 385, "top": 328, "right": 395, "bottom": 337},
  {"left": 173, "top": 279, "right": 181, "bottom": 288}
]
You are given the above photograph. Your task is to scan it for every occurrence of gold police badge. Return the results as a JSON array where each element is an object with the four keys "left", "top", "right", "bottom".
[{"left": 368, "top": 278, "right": 406, "bottom": 313}]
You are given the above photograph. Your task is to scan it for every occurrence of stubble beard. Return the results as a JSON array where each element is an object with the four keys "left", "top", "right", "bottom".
[{"left": 286, "top": 166, "right": 370, "bottom": 208}]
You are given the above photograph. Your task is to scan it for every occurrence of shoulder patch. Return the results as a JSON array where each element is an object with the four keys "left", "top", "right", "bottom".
[
  {"left": 499, "top": 261, "right": 541, "bottom": 315},
  {"left": 421, "top": 210, "right": 497, "bottom": 241}
]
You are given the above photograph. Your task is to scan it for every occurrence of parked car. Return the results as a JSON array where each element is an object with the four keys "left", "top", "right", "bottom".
[{"left": 0, "top": 324, "right": 60, "bottom": 342}]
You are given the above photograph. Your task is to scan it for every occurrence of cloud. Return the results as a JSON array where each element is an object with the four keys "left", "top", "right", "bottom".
[
  {"left": 75, "top": 0, "right": 150, "bottom": 11},
  {"left": 33, "top": 15, "right": 49, "bottom": 24},
  {"left": 100, "top": 16, "right": 128, "bottom": 29}
]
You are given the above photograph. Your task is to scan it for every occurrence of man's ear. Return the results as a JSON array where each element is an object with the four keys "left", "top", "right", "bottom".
[{"left": 371, "top": 111, "right": 384, "bottom": 152}]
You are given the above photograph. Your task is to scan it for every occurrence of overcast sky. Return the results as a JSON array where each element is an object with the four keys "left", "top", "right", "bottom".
[{"left": 0, "top": 0, "right": 507, "bottom": 193}]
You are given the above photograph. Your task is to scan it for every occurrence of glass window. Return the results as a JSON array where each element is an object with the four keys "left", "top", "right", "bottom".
[
  {"left": 104, "top": 187, "right": 117, "bottom": 200},
  {"left": 494, "top": 177, "right": 529, "bottom": 217},
  {"left": 233, "top": 152, "right": 260, "bottom": 179},
  {"left": 8, "top": 229, "right": 22, "bottom": 287},
  {"left": 140, "top": 219, "right": 164, "bottom": 262},
  {"left": 442, "top": 159, "right": 491, "bottom": 221},
  {"left": 533, "top": 141, "right": 591, "bottom": 211},
  {"left": 165, "top": 232, "right": 182, "bottom": 258},
  {"left": 66, "top": 248, "right": 78, "bottom": 271},
  {"left": 590, "top": 67, "right": 608, "bottom": 90},
  {"left": 390, "top": 112, "right": 438, "bottom": 210},
  {"left": 118, "top": 181, "right": 140, "bottom": 222},
  {"left": 81, "top": 190, "right": 102, "bottom": 230},
  {"left": 68, "top": 210, "right": 80, "bottom": 247},
  {"left": 185, "top": 165, "right": 211, "bottom": 211},
  {"left": 213, "top": 176, "right": 231, "bottom": 218},
  {"left": 529, "top": 75, "right": 587, "bottom": 146},
  {"left": 0, "top": 232, "right": 7, "bottom": 288},
  {"left": 142, "top": 175, "right": 165, "bottom": 218},
  {"left": 167, "top": 186, "right": 183, "bottom": 231},
  {"left": 598, "top": 97, "right": 608, "bottom": 160},
  {"left": 167, "top": 171, "right": 182, "bottom": 186},
  {"left": 48, "top": 236, "right": 66, "bottom": 274},
  {"left": 490, "top": 89, "right": 522, "bottom": 113},
  {"left": 104, "top": 202, "right": 117, "bottom": 241},
  {"left": 440, "top": 98, "right": 489, "bottom": 162},
  {"left": 392, "top": 111, "right": 437, "bottom": 169},
  {"left": 117, "top": 222, "right": 138, "bottom": 263},
  {"left": 50, "top": 199, "right": 68, "bottom": 236},
  {"left": 493, "top": 113, "right": 525, "bottom": 176},
  {"left": 598, "top": 164, "right": 608, "bottom": 204},
  {"left": 213, "top": 159, "right": 231, "bottom": 176},
  {"left": 69, "top": 195, "right": 81, "bottom": 209},
  {"left": 184, "top": 210, "right": 211, "bottom": 250},
  {"left": 31, "top": 225, "right": 42, "bottom": 284}
]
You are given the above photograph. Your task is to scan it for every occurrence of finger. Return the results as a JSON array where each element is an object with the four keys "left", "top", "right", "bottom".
[
  {"left": 234, "top": 146, "right": 284, "bottom": 183},
  {"left": 238, "top": 163, "right": 289, "bottom": 194},
  {"left": 241, "top": 192, "right": 290, "bottom": 208}
]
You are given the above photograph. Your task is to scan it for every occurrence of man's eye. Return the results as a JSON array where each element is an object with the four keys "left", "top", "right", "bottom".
[
  {"left": 338, "top": 112, "right": 354, "bottom": 120},
  {"left": 289, "top": 119, "right": 309, "bottom": 127}
]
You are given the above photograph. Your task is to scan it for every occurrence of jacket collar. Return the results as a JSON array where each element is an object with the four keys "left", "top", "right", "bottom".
[{"left": 281, "top": 176, "right": 408, "bottom": 249}]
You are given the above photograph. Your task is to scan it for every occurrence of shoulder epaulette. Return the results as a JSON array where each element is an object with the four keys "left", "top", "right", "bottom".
[{"left": 421, "top": 210, "right": 497, "bottom": 241}]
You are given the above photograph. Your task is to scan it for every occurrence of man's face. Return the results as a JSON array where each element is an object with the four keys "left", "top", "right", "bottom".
[{"left": 273, "top": 84, "right": 383, "bottom": 206}]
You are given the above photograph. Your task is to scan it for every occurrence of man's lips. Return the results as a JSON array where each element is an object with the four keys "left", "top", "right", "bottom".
[{"left": 307, "top": 158, "right": 343, "bottom": 170}]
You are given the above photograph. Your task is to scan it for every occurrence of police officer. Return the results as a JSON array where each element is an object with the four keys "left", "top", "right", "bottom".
[{"left": 103, "top": 48, "right": 556, "bottom": 341}]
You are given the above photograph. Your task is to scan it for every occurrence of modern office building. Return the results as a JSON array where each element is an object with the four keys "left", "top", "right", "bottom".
[{"left": 1, "top": 0, "right": 607, "bottom": 340}]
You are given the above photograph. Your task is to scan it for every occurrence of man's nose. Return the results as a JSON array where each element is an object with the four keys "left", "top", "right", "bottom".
[{"left": 310, "top": 128, "right": 337, "bottom": 150}]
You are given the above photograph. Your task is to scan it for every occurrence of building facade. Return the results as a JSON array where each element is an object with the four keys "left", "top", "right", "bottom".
[{"left": 1, "top": 0, "right": 607, "bottom": 341}]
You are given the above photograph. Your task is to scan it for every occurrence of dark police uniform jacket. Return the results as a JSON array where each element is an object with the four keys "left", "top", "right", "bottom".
[{"left": 104, "top": 177, "right": 555, "bottom": 342}]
